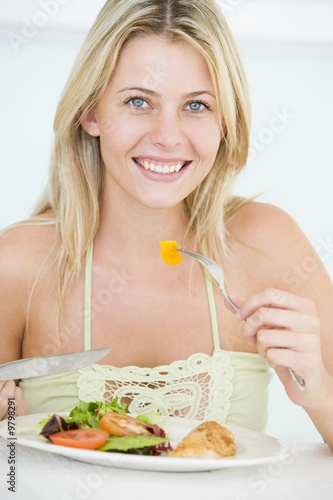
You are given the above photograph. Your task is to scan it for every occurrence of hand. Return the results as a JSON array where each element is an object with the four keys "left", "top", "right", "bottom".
[
  {"left": 227, "top": 288, "right": 327, "bottom": 408},
  {"left": 0, "top": 380, "right": 27, "bottom": 421}
]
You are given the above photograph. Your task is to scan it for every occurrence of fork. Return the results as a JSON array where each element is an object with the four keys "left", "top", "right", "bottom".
[{"left": 174, "top": 247, "right": 305, "bottom": 391}]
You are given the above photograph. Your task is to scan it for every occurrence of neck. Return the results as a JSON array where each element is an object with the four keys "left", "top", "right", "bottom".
[{"left": 94, "top": 190, "right": 193, "bottom": 267}]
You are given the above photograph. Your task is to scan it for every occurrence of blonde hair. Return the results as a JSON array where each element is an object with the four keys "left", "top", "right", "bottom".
[{"left": 33, "top": 0, "right": 251, "bottom": 305}]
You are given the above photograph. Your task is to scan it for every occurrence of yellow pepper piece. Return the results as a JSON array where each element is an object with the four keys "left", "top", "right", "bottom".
[{"left": 159, "top": 240, "right": 182, "bottom": 265}]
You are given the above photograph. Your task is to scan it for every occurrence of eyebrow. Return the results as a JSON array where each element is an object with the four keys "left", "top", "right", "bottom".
[{"left": 117, "top": 87, "right": 216, "bottom": 99}]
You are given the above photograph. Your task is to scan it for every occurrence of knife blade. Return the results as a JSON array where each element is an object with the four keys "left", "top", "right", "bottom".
[{"left": 0, "top": 347, "right": 112, "bottom": 380}]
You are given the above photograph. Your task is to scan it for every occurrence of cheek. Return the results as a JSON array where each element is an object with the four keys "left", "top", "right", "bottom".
[
  {"left": 98, "top": 116, "right": 142, "bottom": 157},
  {"left": 188, "top": 121, "right": 221, "bottom": 162}
]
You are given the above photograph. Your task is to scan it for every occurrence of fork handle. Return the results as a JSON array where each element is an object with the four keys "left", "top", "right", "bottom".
[
  {"left": 288, "top": 368, "right": 305, "bottom": 391},
  {"left": 222, "top": 291, "right": 239, "bottom": 313}
]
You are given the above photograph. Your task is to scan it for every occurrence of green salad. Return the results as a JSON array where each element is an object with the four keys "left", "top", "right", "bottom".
[{"left": 39, "top": 399, "right": 173, "bottom": 455}]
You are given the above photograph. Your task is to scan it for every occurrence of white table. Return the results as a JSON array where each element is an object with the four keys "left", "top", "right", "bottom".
[{"left": 0, "top": 436, "right": 332, "bottom": 500}]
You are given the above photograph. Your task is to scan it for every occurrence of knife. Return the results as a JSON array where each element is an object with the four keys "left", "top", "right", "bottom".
[{"left": 0, "top": 347, "right": 112, "bottom": 380}]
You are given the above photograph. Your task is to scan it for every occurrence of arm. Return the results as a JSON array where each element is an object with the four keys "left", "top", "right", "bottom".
[
  {"left": 0, "top": 229, "right": 28, "bottom": 419},
  {"left": 228, "top": 202, "right": 333, "bottom": 450}
]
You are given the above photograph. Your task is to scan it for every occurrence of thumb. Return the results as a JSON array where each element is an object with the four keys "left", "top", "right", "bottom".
[{"left": 224, "top": 294, "right": 246, "bottom": 314}]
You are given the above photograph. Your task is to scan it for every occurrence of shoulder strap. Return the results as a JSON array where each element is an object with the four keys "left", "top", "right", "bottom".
[
  {"left": 205, "top": 275, "right": 221, "bottom": 351},
  {"left": 84, "top": 241, "right": 93, "bottom": 350}
]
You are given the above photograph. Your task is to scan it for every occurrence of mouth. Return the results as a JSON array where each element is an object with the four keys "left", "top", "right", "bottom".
[{"left": 132, "top": 158, "right": 192, "bottom": 175}]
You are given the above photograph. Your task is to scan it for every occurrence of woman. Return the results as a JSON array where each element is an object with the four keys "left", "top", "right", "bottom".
[{"left": 1, "top": 0, "right": 332, "bottom": 448}]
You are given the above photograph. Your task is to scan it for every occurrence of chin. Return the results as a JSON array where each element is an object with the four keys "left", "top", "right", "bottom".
[{"left": 137, "top": 195, "right": 184, "bottom": 211}]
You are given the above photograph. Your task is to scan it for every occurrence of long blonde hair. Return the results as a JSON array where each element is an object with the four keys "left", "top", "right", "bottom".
[{"left": 33, "top": 0, "right": 251, "bottom": 306}]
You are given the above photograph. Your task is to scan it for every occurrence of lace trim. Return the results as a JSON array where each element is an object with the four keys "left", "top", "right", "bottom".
[{"left": 77, "top": 350, "right": 234, "bottom": 424}]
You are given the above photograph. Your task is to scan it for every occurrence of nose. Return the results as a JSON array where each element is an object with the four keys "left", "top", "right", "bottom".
[{"left": 149, "top": 109, "right": 183, "bottom": 149}]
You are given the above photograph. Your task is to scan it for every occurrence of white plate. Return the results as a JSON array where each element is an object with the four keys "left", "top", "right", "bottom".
[{"left": 0, "top": 413, "right": 291, "bottom": 472}]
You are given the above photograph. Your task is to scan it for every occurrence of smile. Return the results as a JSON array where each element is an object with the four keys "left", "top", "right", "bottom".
[{"left": 133, "top": 158, "right": 191, "bottom": 174}]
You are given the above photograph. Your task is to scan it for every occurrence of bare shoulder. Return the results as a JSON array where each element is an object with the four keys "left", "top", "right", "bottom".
[
  {"left": 0, "top": 217, "right": 58, "bottom": 360},
  {"left": 226, "top": 201, "right": 331, "bottom": 294},
  {"left": 0, "top": 218, "right": 58, "bottom": 275},
  {"left": 227, "top": 201, "right": 308, "bottom": 254}
]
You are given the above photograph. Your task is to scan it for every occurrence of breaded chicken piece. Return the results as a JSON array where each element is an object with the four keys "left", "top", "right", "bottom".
[{"left": 172, "top": 421, "right": 237, "bottom": 458}]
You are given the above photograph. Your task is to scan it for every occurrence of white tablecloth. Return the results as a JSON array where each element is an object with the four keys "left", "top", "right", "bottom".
[{"left": 0, "top": 436, "right": 332, "bottom": 500}]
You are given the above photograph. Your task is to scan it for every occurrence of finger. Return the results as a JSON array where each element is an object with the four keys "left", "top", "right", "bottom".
[
  {"left": 256, "top": 329, "right": 296, "bottom": 357},
  {"left": 0, "top": 380, "right": 8, "bottom": 391},
  {"left": 265, "top": 347, "right": 304, "bottom": 371},
  {"left": 265, "top": 346, "right": 318, "bottom": 381},
  {"left": 241, "top": 308, "right": 320, "bottom": 341},
  {"left": 224, "top": 295, "right": 245, "bottom": 314},
  {"left": 0, "top": 391, "right": 27, "bottom": 420},
  {"left": 0, "top": 395, "right": 9, "bottom": 420},
  {"left": 274, "top": 365, "right": 306, "bottom": 391},
  {"left": 0, "top": 380, "right": 16, "bottom": 399},
  {"left": 236, "top": 288, "right": 317, "bottom": 321},
  {"left": 256, "top": 330, "right": 319, "bottom": 358},
  {"left": 0, "top": 381, "right": 17, "bottom": 420}
]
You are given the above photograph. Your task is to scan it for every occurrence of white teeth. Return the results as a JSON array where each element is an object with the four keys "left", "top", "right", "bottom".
[{"left": 135, "top": 159, "right": 188, "bottom": 174}]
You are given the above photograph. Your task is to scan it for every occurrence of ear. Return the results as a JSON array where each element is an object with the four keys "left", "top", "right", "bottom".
[{"left": 79, "top": 108, "right": 101, "bottom": 137}]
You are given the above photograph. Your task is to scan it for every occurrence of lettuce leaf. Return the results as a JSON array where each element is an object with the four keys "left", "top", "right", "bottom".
[
  {"left": 98, "top": 434, "right": 168, "bottom": 452},
  {"left": 136, "top": 411, "right": 173, "bottom": 455},
  {"left": 38, "top": 414, "right": 54, "bottom": 429},
  {"left": 137, "top": 410, "right": 164, "bottom": 427},
  {"left": 40, "top": 415, "right": 79, "bottom": 439},
  {"left": 67, "top": 399, "right": 127, "bottom": 428},
  {"left": 39, "top": 399, "right": 128, "bottom": 436}
]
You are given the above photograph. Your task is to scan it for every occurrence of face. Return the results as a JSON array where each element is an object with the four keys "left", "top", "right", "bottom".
[{"left": 81, "top": 35, "right": 222, "bottom": 211}]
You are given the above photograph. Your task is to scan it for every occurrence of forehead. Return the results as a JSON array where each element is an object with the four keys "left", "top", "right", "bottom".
[{"left": 110, "top": 35, "right": 214, "bottom": 90}]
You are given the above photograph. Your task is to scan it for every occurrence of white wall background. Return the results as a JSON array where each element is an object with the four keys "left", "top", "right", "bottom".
[{"left": 1, "top": 0, "right": 332, "bottom": 443}]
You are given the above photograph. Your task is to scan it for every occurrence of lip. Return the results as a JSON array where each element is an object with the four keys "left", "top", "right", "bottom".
[
  {"left": 132, "top": 156, "right": 191, "bottom": 165},
  {"left": 131, "top": 158, "right": 192, "bottom": 181}
]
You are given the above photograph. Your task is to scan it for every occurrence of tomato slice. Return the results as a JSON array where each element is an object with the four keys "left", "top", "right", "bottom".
[
  {"left": 49, "top": 429, "right": 109, "bottom": 450},
  {"left": 99, "top": 412, "right": 152, "bottom": 437},
  {"left": 159, "top": 240, "right": 182, "bottom": 265}
]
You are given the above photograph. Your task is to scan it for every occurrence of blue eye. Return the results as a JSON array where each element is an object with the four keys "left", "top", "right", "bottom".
[
  {"left": 127, "top": 97, "right": 149, "bottom": 108},
  {"left": 132, "top": 98, "right": 144, "bottom": 107},
  {"left": 189, "top": 102, "right": 202, "bottom": 111},
  {"left": 124, "top": 96, "right": 212, "bottom": 112},
  {"left": 186, "top": 101, "right": 211, "bottom": 112}
]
